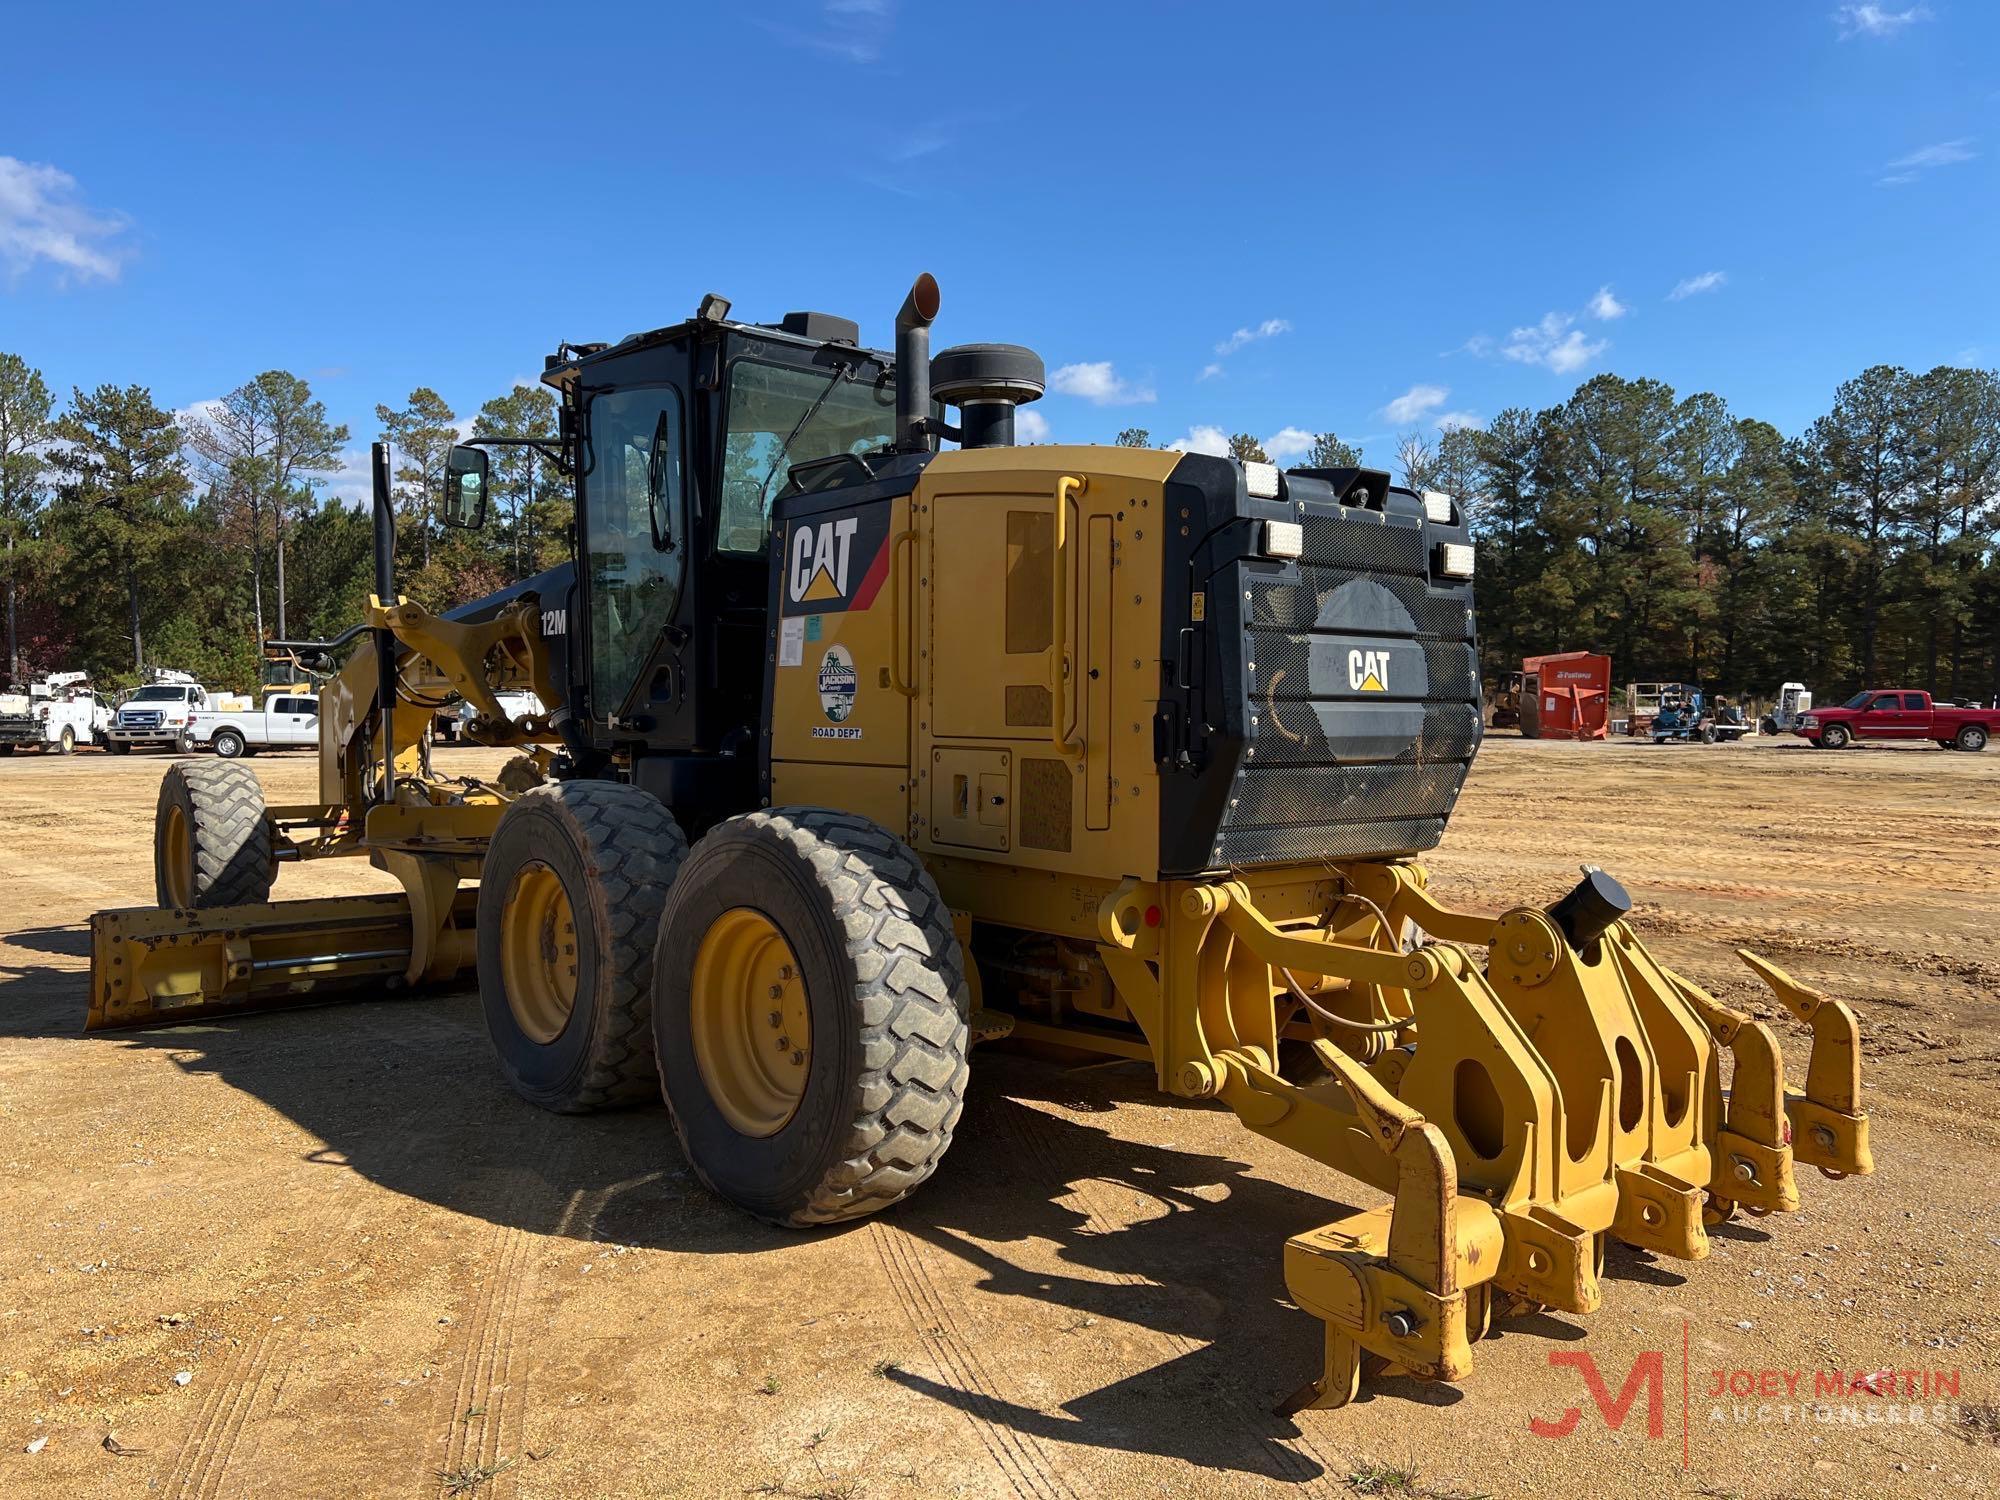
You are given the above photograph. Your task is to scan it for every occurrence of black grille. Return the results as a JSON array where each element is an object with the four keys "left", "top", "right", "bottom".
[
  {"left": 1299, "top": 512, "right": 1425, "bottom": 574},
  {"left": 1209, "top": 515, "right": 1476, "bottom": 869},
  {"left": 1159, "top": 459, "right": 1482, "bottom": 876}
]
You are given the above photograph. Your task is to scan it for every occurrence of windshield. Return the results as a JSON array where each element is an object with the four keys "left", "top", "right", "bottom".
[
  {"left": 716, "top": 358, "right": 897, "bottom": 556},
  {"left": 1842, "top": 692, "right": 1871, "bottom": 709},
  {"left": 132, "top": 686, "right": 190, "bottom": 702}
]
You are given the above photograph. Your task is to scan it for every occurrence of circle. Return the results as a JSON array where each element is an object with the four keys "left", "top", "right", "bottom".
[
  {"left": 689, "top": 908, "right": 811, "bottom": 1138},
  {"left": 162, "top": 804, "right": 193, "bottom": 907},
  {"left": 500, "top": 860, "right": 580, "bottom": 1045}
]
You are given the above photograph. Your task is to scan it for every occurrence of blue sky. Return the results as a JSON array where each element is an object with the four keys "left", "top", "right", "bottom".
[{"left": 2, "top": 1, "right": 1994, "bottom": 497}]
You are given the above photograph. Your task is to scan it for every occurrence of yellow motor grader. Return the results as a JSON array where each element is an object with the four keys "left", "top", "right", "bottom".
[{"left": 89, "top": 276, "right": 1872, "bottom": 1410}]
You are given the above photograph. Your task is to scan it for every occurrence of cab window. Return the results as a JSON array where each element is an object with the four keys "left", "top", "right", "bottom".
[
  {"left": 715, "top": 358, "right": 897, "bottom": 557},
  {"left": 1902, "top": 693, "right": 1926, "bottom": 710},
  {"left": 582, "top": 386, "right": 685, "bottom": 719}
]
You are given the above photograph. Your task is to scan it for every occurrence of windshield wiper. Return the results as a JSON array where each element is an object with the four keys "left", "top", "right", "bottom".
[{"left": 757, "top": 361, "right": 857, "bottom": 509}]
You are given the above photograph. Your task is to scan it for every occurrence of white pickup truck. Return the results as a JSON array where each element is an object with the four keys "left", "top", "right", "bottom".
[
  {"left": 109, "top": 680, "right": 215, "bottom": 752},
  {"left": 183, "top": 694, "right": 321, "bottom": 758}
]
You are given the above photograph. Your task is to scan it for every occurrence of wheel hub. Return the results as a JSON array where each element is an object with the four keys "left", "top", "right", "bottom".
[
  {"left": 690, "top": 907, "right": 811, "bottom": 1138},
  {"left": 162, "top": 805, "right": 193, "bottom": 908},
  {"left": 500, "top": 861, "right": 579, "bottom": 1044}
]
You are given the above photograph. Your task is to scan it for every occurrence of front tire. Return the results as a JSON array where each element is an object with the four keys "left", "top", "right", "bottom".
[
  {"left": 476, "top": 780, "right": 689, "bottom": 1113},
  {"left": 1820, "top": 724, "right": 1850, "bottom": 749},
  {"left": 108, "top": 738, "right": 131, "bottom": 755},
  {"left": 653, "top": 808, "right": 971, "bottom": 1227},
  {"left": 154, "top": 761, "right": 275, "bottom": 908},
  {"left": 1957, "top": 725, "right": 1989, "bottom": 753}
]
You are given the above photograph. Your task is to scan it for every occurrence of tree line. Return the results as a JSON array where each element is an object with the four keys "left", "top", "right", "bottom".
[
  {"left": 2, "top": 351, "right": 1995, "bottom": 702},
  {"left": 0, "top": 353, "right": 564, "bottom": 691},
  {"left": 1116, "top": 361, "right": 2000, "bottom": 701}
]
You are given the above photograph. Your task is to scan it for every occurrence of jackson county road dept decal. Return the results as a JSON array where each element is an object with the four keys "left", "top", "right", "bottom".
[{"left": 812, "top": 645, "right": 861, "bottom": 739}]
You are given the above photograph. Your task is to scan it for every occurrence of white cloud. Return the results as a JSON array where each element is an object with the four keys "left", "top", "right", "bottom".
[
  {"left": 763, "top": 0, "right": 896, "bottom": 62},
  {"left": 1668, "top": 270, "right": 1728, "bottom": 300},
  {"left": 1436, "top": 410, "right": 1483, "bottom": 432},
  {"left": 1879, "top": 138, "right": 1977, "bottom": 184},
  {"left": 1502, "top": 312, "right": 1608, "bottom": 374},
  {"left": 1166, "top": 424, "right": 1231, "bottom": 457},
  {"left": 173, "top": 397, "right": 228, "bottom": 432},
  {"left": 1049, "top": 361, "right": 1155, "bottom": 406},
  {"left": 1014, "top": 407, "right": 1052, "bottom": 444},
  {"left": 1588, "top": 286, "right": 1628, "bottom": 320},
  {"left": 0, "top": 157, "right": 129, "bottom": 283},
  {"left": 1836, "top": 4, "right": 1931, "bottom": 40},
  {"left": 1889, "top": 139, "right": 1976, "bottom": 169},
  {"left": 1380, "top": 383, "right": 1450, "bottom": 425},
  {"left": 1197, "top": 362, "right": 1225, "bottom": 381},
  {"left": 1214, "top": 318, "right": 1292, "bottom": 356},
  {"left": 1263, "top": 427, "right": 1317, "bottom": 464}
]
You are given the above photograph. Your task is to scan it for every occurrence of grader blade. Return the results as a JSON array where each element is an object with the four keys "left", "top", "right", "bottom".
[{"left": 86, "top": 889, "right": 476, "bottom": 1031}]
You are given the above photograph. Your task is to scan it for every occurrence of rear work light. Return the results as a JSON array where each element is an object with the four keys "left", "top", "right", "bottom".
[
  {"left": 1264, "top": 519, "right": 1304, "bottom": 558},
  {"left": 1423, "top": 490, "right": 1455, "bottom": 525},
  {"left": 1436, "top": 542, "right": 1475, "bottom": 578},
  {"left": 1243, "top": 461, "right": 1280, "bottom": 499}
]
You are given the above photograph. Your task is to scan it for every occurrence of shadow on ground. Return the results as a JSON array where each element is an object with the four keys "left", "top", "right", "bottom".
[{"left": 3, "top": 955, "right": 1604, "bottom": 1480}]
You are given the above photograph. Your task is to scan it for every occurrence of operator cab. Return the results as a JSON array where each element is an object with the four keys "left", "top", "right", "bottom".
[{"left": 449, "top": 297, "right": 909, "bottom": 829}]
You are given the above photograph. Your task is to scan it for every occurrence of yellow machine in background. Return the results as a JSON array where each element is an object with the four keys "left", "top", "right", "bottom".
[{"left": 89, "top": 276, "right": 1872, "bottom": 1411}]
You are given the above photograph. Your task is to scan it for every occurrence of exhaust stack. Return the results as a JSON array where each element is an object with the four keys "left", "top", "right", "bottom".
[{"left": 894, "top": 273, "right": 940, "bottom": 451}]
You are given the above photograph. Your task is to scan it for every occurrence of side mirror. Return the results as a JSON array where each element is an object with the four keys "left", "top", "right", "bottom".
[{"left": 443, "top": 445, "right": 490, "bottom": 529}]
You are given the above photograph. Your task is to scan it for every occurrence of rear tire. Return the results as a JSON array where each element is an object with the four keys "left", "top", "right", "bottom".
[
  {"left": 1958, "top": 725, "right": 1989, "bottom": 753},
  {"left": 653, "top": 807, "right": 971, "bottom": 1227},
  {"left": 495, "top": 754, "right": 546, "bottom": 796},
  {"left": 214, "top": 729, "right": 245, "bottom": 759},
  {"left": 154, "top": 761, "right": 275, "bottom": 908},
  {"left": 1820, "top": 724, "right": 1850, "bottom": 749},
  {"left": 477, "top": 780, "right": 689, "bottom": 1113}
]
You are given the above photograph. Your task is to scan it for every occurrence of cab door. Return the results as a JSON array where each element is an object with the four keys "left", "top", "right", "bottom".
[
  {"left": 1857, "top": 693, "right": 1907, "bottom": 739},
  {"left": 284, "top": 697, "right": 320, "bottom": 746}
]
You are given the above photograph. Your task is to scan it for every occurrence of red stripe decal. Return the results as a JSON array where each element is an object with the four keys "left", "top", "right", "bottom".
[{"left": 849, "top": 535, "right": 892, "bottom": 610}]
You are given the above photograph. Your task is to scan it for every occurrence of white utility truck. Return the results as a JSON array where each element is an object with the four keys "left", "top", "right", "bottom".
[
  {"left": 182, "top": 694, "right": 320, "bottom": 758},
  {"left": 108, "top": 671, "right": 215, "bottom": 753},
  {"left": 0, "top": 672, "right": 112, "bottom": 755}
]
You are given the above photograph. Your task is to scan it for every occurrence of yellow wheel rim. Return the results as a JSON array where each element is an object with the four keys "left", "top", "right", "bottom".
[
  {"left": 500, "top": 861, "right": 580, "bottom": 1044},
  {"left": 690, "top": 907, "right": 811, "bottom": 1138},
  {"left": 162, "top": 804, "right": 193, "bottom": 908}
]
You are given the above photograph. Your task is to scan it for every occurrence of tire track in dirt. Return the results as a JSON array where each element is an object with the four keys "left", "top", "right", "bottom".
[
  {"left": 160, "top": 1315, "right": 282, "bottom": 1500},
  {"left": 871, "top": 1221, "right": 1083, "bottom": 1500},
  {"left": 1007, "top": 1097, "right": 1342, "bottom": 1496},
  {"left": 159, "top": 1185, "right": 371, "bottom": 1499},
  {"left": 428, "top": 1221, "right": 537, "bottom": 1496},
  {"left": 156, "top": 1071, "right": 465, "bottom": 1499}
]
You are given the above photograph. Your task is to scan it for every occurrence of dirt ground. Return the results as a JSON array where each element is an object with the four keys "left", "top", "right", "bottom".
[{"left": 1, "top": 735, "right": 1996, "bottom": 1499}]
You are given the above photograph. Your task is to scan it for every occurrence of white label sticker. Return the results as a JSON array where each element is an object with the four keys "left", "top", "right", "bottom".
[
  {"left": 810, "top": 726, "right": 863, "bottom": 740},
  {"left": 779, "top": 616, "right": 805, "bottom": 667}
]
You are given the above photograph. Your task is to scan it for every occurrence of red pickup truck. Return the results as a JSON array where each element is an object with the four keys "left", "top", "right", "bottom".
[{"left": 1797, "top": 690, "right": 2000, "bottom": 751}]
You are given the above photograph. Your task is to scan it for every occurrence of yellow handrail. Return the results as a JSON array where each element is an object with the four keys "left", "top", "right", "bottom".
[{"left": 1052, "top": 475, "right": 1084, "bottom": 751}]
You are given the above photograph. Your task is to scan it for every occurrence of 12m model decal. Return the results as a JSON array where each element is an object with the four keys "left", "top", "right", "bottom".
[{"left": 780, "top": 503, "right": 892, "bottom": 617}]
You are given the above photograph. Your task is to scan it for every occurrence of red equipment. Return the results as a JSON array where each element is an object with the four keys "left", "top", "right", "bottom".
[{"left": 1520, "top": 651, "right": 1611, "bottom": 741}]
